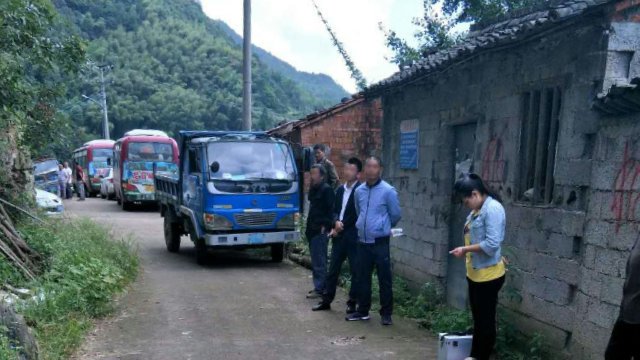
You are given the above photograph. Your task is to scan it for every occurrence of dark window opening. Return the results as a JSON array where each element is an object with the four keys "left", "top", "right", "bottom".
[{"left": 518, "top": 87, "right": 562, "bottom": 205}]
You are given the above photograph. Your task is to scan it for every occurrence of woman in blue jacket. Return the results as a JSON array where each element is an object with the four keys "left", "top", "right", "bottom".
[{"left": 450, "top": 173, "right": 506, "bottom": 360}]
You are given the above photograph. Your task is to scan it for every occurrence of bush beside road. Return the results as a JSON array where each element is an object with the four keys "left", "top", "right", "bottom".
[{"left": 0, "top": 218, "right": 138, "bottom": 359}]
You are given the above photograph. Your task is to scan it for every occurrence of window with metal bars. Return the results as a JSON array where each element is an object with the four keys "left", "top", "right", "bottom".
[{"left": 518, "top": 87, "right": 562, "bottom": 205}]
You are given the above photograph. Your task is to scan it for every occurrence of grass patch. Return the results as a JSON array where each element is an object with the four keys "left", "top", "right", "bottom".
[
  {"left": 336, "top": 266, "right": 549, "bottom": 359},
  {"left": 0, "top": 217, "right": 138, "bottom": 359}
]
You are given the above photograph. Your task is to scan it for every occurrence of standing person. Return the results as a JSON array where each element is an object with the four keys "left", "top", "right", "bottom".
[
  {"left": 63, "top": 162, "right": 73, "bottom": 199},
  {"left": 56, "top": 164, "right": 68, "bottom": 199},
  {"left": 605, "top": 233, "right": 640, "bottom": 360},
  {"left": 347, "top": 156, "right": 401, "bottom": 325},
  {"left": 74, "top": 161, "right": 86, "bottom": 201},
  {"left": 450, "top": 173, "right": 506, "bottom": 360},
  {"left": 305, "top": 164, "right": 335, "bottom": 299},
  {"left": 312, "top": 157, "right": 362, "bottom": 313},
  {"left": 313, "top": 144, "right": 339, "bottom": 189}
]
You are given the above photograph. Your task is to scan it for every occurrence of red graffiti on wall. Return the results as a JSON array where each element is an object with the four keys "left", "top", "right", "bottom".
[
  {"left": 611, "top": 141, "right": 640, "bottom": 233},
  {"left": 481, "top": 135, "right": 506, "bottom": 183}
]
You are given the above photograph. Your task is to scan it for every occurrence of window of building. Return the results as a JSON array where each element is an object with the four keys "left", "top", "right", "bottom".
[{"left": 518, "top": 87, "right": 562, "bottom": 205}]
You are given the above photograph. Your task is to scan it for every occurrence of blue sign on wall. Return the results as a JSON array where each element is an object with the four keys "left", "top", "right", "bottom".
[{"left": 400, "top": 119, "right": 419, "bottom": 169}]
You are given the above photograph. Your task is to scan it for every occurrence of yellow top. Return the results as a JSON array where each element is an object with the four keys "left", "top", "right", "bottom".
[{"left": 464, "top": 210, "right": 505, "bottom": 282}]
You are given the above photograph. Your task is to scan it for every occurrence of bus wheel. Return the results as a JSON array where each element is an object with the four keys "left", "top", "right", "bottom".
[
  {"left": 163, "top": 216, "right": 181, "bottom": 253},
  {"left": 270, "top": 243, "right": 284, "bottom": 263},
  {"left": 121, "top": 199, "right": 133, "bottom": 211}
]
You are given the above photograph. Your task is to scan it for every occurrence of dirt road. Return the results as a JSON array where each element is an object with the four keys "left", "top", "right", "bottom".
[{"left": 67, "top": 198, "right": 437, "bottom": 360}]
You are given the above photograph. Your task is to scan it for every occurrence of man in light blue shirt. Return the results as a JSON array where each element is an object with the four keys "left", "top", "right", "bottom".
[{"left": 346, "top": 156, "right": 401, "bottom": 325}]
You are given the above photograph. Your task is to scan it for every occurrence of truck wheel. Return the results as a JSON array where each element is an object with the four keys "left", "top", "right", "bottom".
[
  {"left": 270, "top": 243, "right": 284, "bottom": 263},
  {"left": 195, "top": 239, "right": 208, "bottom": 265},
  {"left": 163, "top": 216, "right": 181, "bottom": 253}
]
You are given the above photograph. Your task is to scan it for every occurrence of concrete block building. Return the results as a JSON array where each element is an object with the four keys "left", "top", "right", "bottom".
[{"left": 365, "top": 0, "right": 640, "bottom": 357}]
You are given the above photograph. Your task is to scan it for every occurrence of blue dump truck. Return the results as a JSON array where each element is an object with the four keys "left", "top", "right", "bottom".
[{"left": 155, "top": 131, "right": 302, "bottom": 265}]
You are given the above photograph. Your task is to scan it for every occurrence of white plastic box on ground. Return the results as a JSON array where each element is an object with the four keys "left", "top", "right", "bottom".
[{"left": 437, "top": 332, "right": 472, "bottom": 360}]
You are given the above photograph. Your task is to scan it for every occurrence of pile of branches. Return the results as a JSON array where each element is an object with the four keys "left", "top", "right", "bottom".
[{"left": 0, "top": 201, "right": 41, "bottom": 280}]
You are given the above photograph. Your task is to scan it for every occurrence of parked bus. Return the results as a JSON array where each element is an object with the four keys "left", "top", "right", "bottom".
[
  {"left": 72, "top": 139, "right": 115, "bottom": 197},
  {"left": 113, "top": 129, "right": 179, "bottom": 210}
]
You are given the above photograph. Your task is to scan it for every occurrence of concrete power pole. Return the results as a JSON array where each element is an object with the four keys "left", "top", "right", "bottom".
[
  {"left": 98, "top": 65, "right": 110, "bottom": 140},
  {"left": 242, "top": 0, "right": 252, "bottom": 131}
]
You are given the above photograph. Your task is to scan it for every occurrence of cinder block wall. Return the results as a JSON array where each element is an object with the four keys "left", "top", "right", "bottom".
[{"left": 378, "top": 13, "right": 640, "bottom": 358}]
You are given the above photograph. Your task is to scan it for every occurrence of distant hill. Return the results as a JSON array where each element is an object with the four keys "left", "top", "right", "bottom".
[
  {"left": 215, "top": 21, "right": 349, "bottom": 104},
  {"left": 53, "top": 0, "right": 348, "bottom": 138}
]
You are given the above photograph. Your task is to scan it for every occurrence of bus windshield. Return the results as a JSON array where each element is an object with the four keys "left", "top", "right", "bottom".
[
  {"left": 93, "top": 148, "right": 113, "bottom": 160},
  {"left": 208, "top": 141, "right": 295, "bottom": 181},
  {"left": 128, "top": 142, "right": 174, "bottom": 162}
]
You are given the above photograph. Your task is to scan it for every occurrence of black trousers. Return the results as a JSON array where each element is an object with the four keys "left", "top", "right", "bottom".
[
  {"left": 468, "top": 275, "right": 505, "bottom": 360},
  {"left": 322, "top": 227, "right": 358, "bottom": 305},
  {"left": 356, "top": 237, "right": 393, "bottom": 316},
  {"left": 605, "top": 317, "right": 640, "bottom": 359}
]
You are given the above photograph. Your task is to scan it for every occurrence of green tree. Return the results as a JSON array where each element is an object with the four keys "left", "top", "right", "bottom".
[
  {"left": 381, "top": 0, "right": 543, "bottom": 68},
  {"left": 0, "top": 0, "right": 85, "bottom": 198}
]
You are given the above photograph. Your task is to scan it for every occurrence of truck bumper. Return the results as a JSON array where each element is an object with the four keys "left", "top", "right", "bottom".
[{"left": 204, "top": 231, "right": 300, "bottom": 247}]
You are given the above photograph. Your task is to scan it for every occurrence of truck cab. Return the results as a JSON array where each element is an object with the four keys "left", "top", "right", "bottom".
[{"left": 156, "top": 131, "right": 301, "bottom": 264}]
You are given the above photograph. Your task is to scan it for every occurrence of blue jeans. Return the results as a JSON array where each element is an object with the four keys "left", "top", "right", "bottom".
[
  {"left": 322, "top": 227, "right": 358, "bottom": 305},
  {"left": 356, "top": 237, "right": 393, "bottom": 316},
  {"left": 309, "top": 233, "right": 328, "bottom": 293}
]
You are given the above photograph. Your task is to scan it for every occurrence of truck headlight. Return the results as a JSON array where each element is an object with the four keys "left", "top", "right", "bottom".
[
  {"left": 203, "top": 213, "right": 233, "bottom": 231},
  {"left": 277, "top": 212, "right": 300, "bottom": 230}
]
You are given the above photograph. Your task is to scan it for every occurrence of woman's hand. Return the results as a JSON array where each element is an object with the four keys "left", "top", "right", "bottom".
[{"left": 449, "top": 246, "right": 467, "bottom": 258}]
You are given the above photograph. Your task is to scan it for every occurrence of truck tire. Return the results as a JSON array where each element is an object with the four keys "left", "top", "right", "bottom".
[
  {"left": 195, "top": 239, "right": 208, "bottom": 265},
  {"left": 270, "top": 243, "right": 284, "bottom": 263},
  {"left": 163, "top": 216, "right": 181, "bottom": 253}
]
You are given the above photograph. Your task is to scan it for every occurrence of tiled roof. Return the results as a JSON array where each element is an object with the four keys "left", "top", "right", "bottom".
[
  {"left": 593, "top": 77, "right": 640, "bottom": 115},
  {"left": 367, "top": 0, "right": 613, "bottom": 93},
  {"left": 268, "top": 95, "right": 365, "bottom": 135}
]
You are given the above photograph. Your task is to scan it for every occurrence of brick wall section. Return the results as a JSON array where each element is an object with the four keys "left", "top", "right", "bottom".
[
  {"left": 377, "top": 9, "right": 640, "bottom": 359},
  {"left": 298, "top": 98, "right": 382, "bottom": 189}
]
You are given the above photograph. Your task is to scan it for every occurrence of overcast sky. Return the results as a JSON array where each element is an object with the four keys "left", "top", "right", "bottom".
[{"left": 200, "top": 0, "right": 424, "bottom": 94}]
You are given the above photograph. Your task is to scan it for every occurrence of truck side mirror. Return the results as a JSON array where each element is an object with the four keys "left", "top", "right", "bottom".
[
  {"left": 210, "top": 161, "right": 220, "bottom": 173},
  {"left": 107, "top": 157, "right": 111, "bottom": 166},
  {"left": 303, "top": 147, "right": 313, "bottom": 172}
]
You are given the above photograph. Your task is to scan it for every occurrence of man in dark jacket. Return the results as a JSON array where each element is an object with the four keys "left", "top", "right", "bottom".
[
  {"left": 312, "top": 157, "right": 362, "bottom": 313},
  {"left": 314, "top": 144, "right": 339, "bottom": 190},
  {"left": 305, "top": 164, "right": 335, "bottom": 299},
  {"left": 605, "top": 233, "right": 640, "bottom": 359}
]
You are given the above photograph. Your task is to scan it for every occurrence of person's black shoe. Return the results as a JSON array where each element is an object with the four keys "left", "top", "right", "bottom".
[
  {"left": 312, "top": 302, "right": 331, "bottom": 311},
  {"left": 346, "top": 302, "right": 357, "bottom": 314},
  {"left": 345, "top": 312, "right": 370, "bottom": 321},
  {"left": 381, "top": 314, "right": 393, "bottom": 326},
  {"left": 306, "top": 291, "right": 321, "bottom": 299}
]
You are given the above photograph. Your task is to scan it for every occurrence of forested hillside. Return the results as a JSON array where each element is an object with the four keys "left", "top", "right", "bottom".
[
  {"left": 53, "top": 0, "right": 348, "bottom": 140},
  {"left": 215, "top": 21, "right": 349, "bottom": 104}
]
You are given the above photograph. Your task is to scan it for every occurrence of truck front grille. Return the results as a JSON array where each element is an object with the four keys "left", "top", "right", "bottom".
[{"left": 234, "top": 212, "right": 277, "bottom": 227}]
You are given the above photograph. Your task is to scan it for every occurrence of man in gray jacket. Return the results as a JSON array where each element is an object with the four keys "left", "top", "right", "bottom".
[{"left": 346, "top": 156, "right": 401, "bottom": 325}]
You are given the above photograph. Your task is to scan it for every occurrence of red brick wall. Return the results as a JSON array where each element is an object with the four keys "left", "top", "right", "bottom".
[{"left": 300, "top": 97, "right": 382, "bottom": 187}]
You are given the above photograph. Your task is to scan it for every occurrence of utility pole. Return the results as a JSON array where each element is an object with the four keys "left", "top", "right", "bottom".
[
  {"left": 242, "top": 0, "right": 252, "bottom": 131},
  {"left": 98, "top": 65, "right": 110, "bottom": 140}
]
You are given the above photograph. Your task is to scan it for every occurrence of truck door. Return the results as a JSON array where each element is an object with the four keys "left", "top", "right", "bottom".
[{"left": 183, "top": 147, "right": 204, "bottom": 217}]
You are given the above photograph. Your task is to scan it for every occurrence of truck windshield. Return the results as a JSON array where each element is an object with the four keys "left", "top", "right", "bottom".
[{"left": 208, "top": 141, "right": 295, "bottom": 181}]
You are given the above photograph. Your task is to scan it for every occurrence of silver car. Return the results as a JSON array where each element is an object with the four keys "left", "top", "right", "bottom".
[
  {"left": 35, "top": 189, "right": 64, "bottom": 215},
  {"left": 99, "top": 168, "right": 115, "bottom": 200}
]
